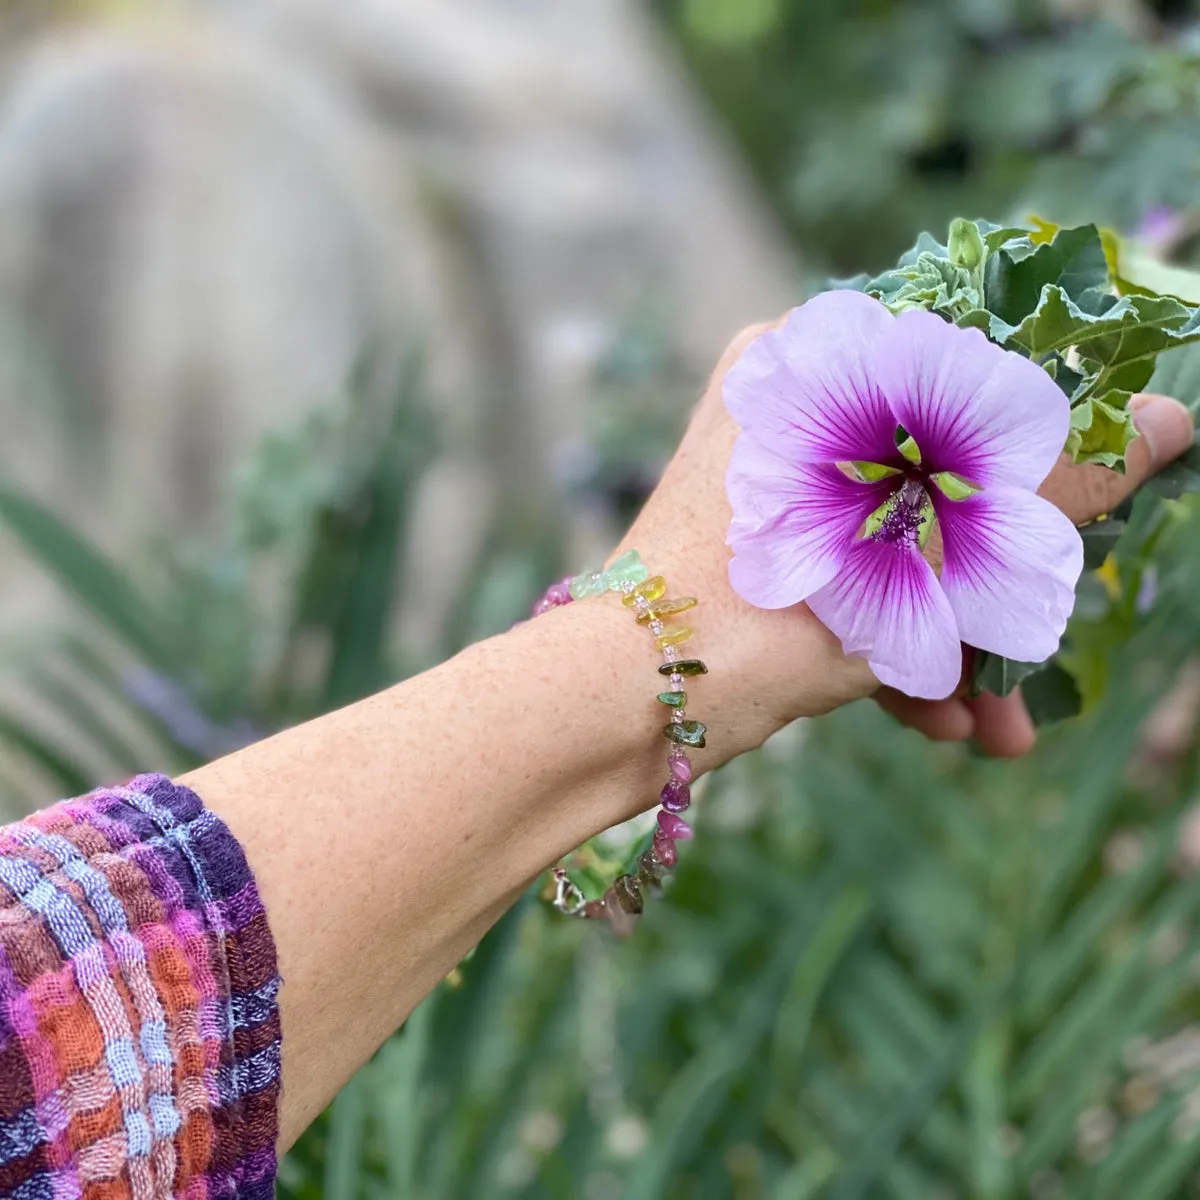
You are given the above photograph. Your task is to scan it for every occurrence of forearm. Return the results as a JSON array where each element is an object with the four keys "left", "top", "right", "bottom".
[
  {"left": 182, "top": 592, "right": 677, "bottom": 1149},
  {"left": 173, "top": 317, "right": 1187, "bottom": 1156}
]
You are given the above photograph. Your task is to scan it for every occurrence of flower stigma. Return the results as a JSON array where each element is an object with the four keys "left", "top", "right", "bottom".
[{"left": 862, "top": 477, "right": 934, "bottom": 550}]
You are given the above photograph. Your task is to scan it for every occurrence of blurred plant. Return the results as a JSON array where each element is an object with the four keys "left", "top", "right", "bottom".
[
  {"left": 557, "top": 308, "right": 696, "bottom": 531},
  {"left": 658, "top": 0, "right": 1200, "bottom": 276},
  {"left": 0, "top": 347, "right": 437, "bottom": 794}
]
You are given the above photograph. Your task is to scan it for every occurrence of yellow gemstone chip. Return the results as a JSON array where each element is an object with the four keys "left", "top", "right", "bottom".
[
  {"left": 636, "top": 597, "right": 698, "bottom": 624},
  {"left": 622, "top": 575, "right": 667, "bottom": 606},
  {"left": 654, "top": 626, "right": 695, "bottom": 651}
]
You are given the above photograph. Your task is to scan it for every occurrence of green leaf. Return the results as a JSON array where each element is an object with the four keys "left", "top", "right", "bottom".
[
  {"left": 0, "top": 487, "right": 175, "bottom": 672},
  {"left": 1115, "top": 245, "right": 1200, "bottom": 304},
  {"left": 624, "top": 874, "right": 868, "bottom": 1200},
  {"left": 955, "top": 307, "right": 992, "bottom": 331},
  {"left": 970, "top": 652, "right": 1047, "bottom": 698},
  {"left": 896, "top": 231, "right": 949, "bottom": 267},
  {"left": 324, "top": 1073, "right": 367, "bottom": 1200},
  {"left": 1146, "top": 339, "right": 1200, "bottom": 417},
  {"left": 977, "top": 223, "right": 1036, "bottom": 255},
  {"left": 970, "top": 658, "right": 1081, "bottom": 725},
  {"left": 27, "top": 669, "right": 145, "bottom": 774},
  {"left": 867, "top": 253, "right": 979, "bottom": 317},
  {"left": 991, "top": 286, "right": 1200, "bottom": 367},
  {"left": 1065, "top": 395, "right": 1137, "bottom": 468},
  {"left": 844, "top": 461, "right": 902, "bottom": 483},
  {"left": 1080, "top": 516, "right": 1126, "bottom": 568},
  {"left": 929, "top": 471, "right": 981, "bottom": 500},
  {"left": 1019, "top": 663, "right": 1082, "bottom": 724},
  {"left": 320, "top": 353, "right": 434, "bottom": 708},
  {"left": 985, "top": 224, "right": 1109, "bottom": 326}
]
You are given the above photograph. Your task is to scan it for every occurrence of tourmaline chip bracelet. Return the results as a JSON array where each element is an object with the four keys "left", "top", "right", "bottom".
[{"left": 530, "top": 549, "right": 707, "bottom": 935}]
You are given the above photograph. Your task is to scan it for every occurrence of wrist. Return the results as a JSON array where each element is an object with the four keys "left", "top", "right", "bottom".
[
  {"left": 498, "top": 594, "right": 673, "bottom": 829},
  {"left": 614, "top": 540, "right": 875, "bottom": 756}
]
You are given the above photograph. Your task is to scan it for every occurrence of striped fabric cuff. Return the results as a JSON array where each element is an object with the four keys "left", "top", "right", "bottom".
[{"left": 0, "top": 773, "right": 281, "bottom": 1199}]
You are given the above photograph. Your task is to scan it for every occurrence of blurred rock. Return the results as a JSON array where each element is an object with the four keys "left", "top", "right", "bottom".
[{"left": 0, "top": 0, "right": 797, "bottom": 666}]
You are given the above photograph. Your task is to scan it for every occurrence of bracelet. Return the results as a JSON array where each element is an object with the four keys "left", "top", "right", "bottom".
[{"left": 529, "top": 549, "right": 707, "bottom": 935}]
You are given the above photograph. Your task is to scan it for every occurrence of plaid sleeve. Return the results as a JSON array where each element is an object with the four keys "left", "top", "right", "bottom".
[{"left": 0, "top": 773, "right": 281, "bottom": 1200}]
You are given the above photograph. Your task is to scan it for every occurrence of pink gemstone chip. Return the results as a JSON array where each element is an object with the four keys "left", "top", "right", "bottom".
[
  {"left": 667, "top": 752, "right": 693, "bottom": 783},
  {"left": 660, "top": 779, "right": 691, "bottom": 813},
  {"left": 657, "top": 810, "right": 693, "bottom": 841},
  {"left": 652, "top": 831, "right": 678, "bottom": 867}
]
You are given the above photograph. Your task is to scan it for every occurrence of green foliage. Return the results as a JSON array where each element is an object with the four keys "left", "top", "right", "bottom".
[
  {"left": 852, "top": 220, "right": 1200, "bottom": 471},
  {"left": 658, "top": 0, "right": 1200, "bottom": 276},
  {"left": 0, "top": 350, "right": 439, "bottom": 786}
]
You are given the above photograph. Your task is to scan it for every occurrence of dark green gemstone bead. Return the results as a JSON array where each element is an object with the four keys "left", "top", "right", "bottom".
[
  {"left": 637, "top": 849, "right": 669, "bottom": 887},
  {"left": 658, "top": 659, "right": 707, "bottom": 678},
  {"left": 664, "top": 720, "right": 706, "bottom": 748},
  {"left": 657, "top": 690, "right": 687, "bottom": 708},
  {"left": 613, "top": 873, "right": 644, "bottom": 914}
]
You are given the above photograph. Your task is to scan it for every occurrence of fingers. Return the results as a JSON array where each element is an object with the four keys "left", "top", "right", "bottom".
[
  {"left": 876, "top": 688, "right": 975, "bottom": 742},
  {"left": 965, "top": 688, "right": 1037, "bottom": 758},
  {"left": 878, "top": 684, "right": 1038, "bottom": 755},
  {"left": 1039, "top": 393, "right": 1195, "bottom": 524}
]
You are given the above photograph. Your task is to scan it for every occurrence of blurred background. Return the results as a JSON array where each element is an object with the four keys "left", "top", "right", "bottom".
[{"left": 5, "top": 0, "right": 1200, "bottom": 1197}]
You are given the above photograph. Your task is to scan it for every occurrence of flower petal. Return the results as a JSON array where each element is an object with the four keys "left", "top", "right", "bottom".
[
  {"left": 874, "top": 309, "right": 1069, "bottom": 490},
  {"left": 807, "top": 539, "right": 963, "bottom": 700},
  {"left": 723, "top": 291, "right": 900, "bottom": 465},
  {"left": 726, "top": 435, "right": 896, "bottom": 608},
  {"left": 934, "top": 486, "right": 1083, "bottom": 662}
]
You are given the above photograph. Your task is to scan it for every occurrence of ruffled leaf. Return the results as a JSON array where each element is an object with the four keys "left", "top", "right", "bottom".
[
  {"left": 867, "top": 253, "right": 980, "bottom": 318},
  {"left": 985, "top": 224, "right": 1110, "bottom": 325},
  {"left": 989, "top": 285, "right": 1200, "bottom": 365},
  {"left": 1065, "top": 395, "right": 1137, "bottom": 469}
]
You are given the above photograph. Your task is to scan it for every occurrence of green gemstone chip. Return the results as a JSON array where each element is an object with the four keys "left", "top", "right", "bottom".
[
  {"left": 664, "top": 720, "right": 706, "bottom": 748},
  {"left": 604, "top": 548, "right": 649, "bottom": 589},
  {"left": 658, "top": 659, "right": 707, "bottom": 678}
]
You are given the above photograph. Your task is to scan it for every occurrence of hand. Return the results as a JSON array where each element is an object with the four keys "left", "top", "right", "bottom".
[
  {"left": 879, "top": 390, "right": 1195, "bottom": 755},
  {"left": 622, "top": 321, "right": 1196, "bottom": 762}
]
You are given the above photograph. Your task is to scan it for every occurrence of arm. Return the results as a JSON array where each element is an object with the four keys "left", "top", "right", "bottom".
[{"left": 182, "top": 324, "right": 1196, "bottom": 1151}]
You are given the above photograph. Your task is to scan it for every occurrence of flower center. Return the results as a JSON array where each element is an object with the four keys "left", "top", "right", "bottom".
[
  {"left": 842, "top": 428, "right": 984, "bottom": 555},
  {"left": 867, "top": 478, "right": 933, "bottom": 547}
]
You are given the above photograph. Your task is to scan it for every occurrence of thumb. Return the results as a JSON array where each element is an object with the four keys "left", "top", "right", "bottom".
[
  {"left": 1038, "top": 393, "right": 1196, "bottom": 525},
  {"left": 1127, "top": 393, "right": 1197, "bottom": 481}
]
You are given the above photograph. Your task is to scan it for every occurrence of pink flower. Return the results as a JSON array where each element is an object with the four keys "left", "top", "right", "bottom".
[{"left": 724, "top": 290, "right": 1083, "bottom": 700}]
